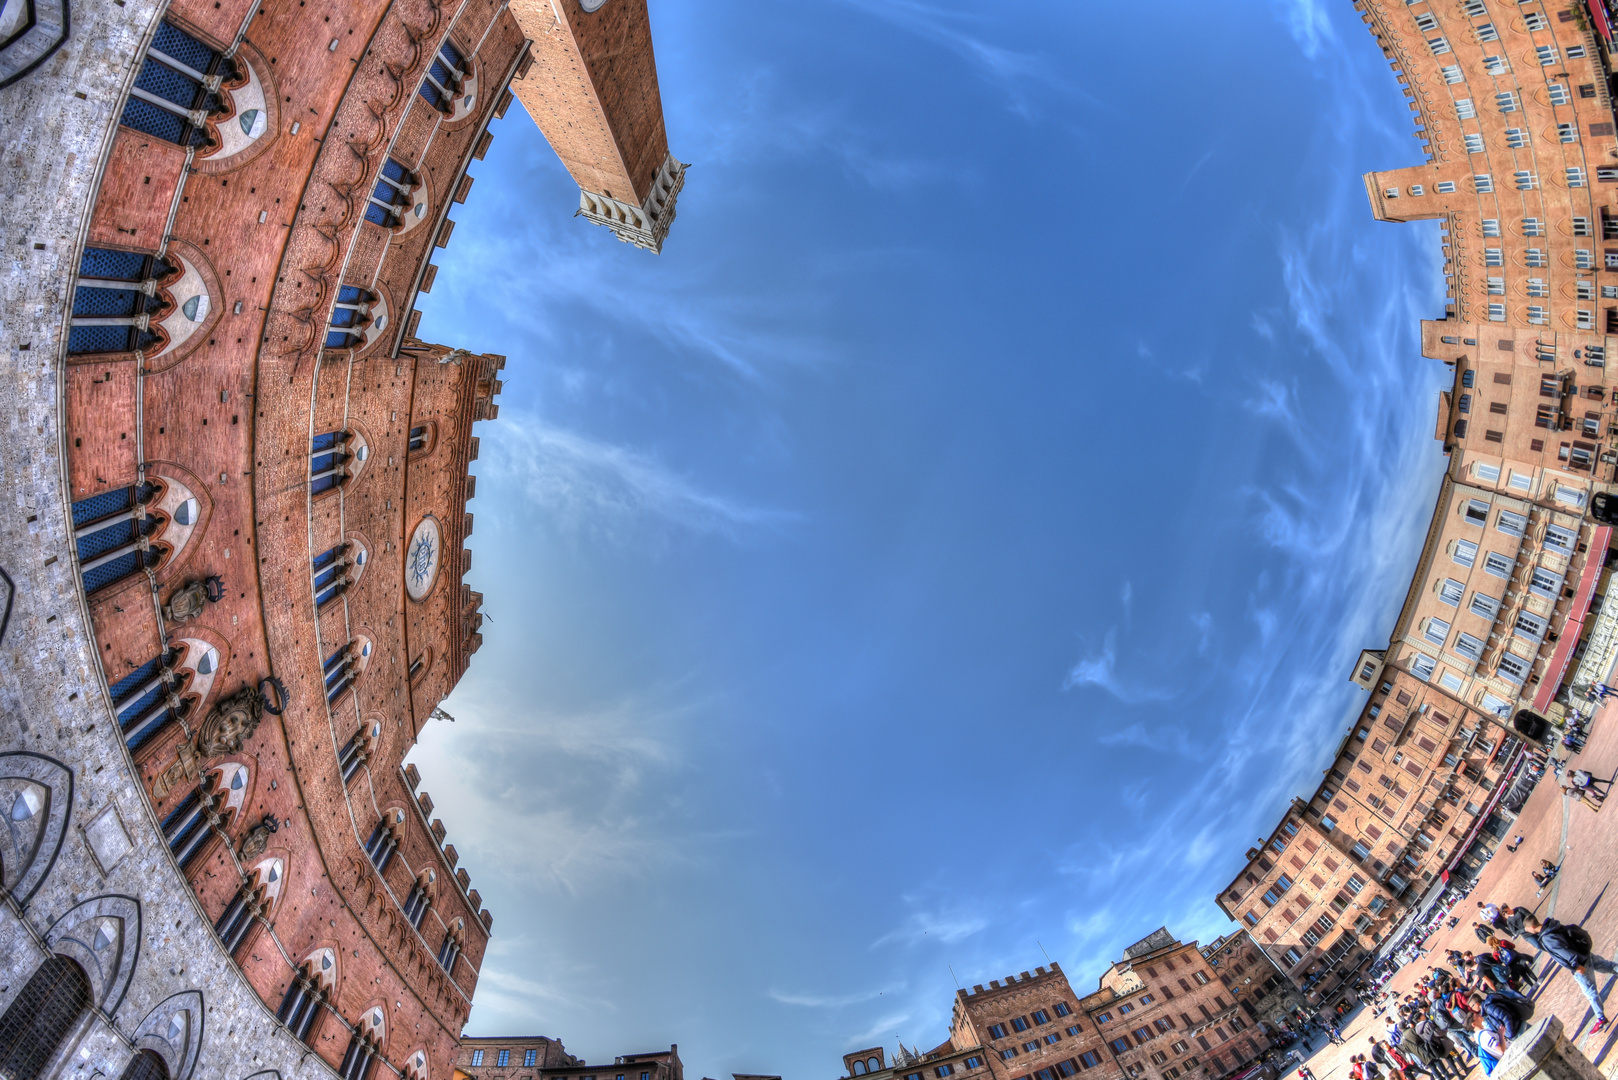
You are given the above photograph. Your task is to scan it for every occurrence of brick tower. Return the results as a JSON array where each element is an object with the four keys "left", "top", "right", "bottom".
[{"left": 507, "top": 0, "right": 686, "bottom": 251}]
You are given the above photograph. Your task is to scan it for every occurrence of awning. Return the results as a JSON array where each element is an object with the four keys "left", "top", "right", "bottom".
[
  {"left": 1588, "top": 0, "right": 1614, "bottom": 41},
  {"left": 1442, "top": 747, "right": 1526, "bottom": 877},
  {"left": 1532, "top": 524, "right": 1612, "bottom": 711}
]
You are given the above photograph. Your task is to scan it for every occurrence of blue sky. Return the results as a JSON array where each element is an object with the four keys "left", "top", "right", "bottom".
[{"left": 409, "top": 0, "right": 1450, "bottom": 1074}]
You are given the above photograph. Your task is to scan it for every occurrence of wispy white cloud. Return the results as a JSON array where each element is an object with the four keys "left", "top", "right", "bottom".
[
  {"left": 873, "top": 907, "right": 989, "bottom": 949},
  {"left": 482, "top": 409, "right": 793, "bottom": 547},
  {"left": 1274, "top": 0, "right": 1337, "bottom": 60},
  {"left": 769, "top": 983, "right": 906, "bottom": 1009},
  {"left": 847, "top": 1012, "right": 920, "bottom": 1050},
  {"left": 836, "top": 0, "right": 1094, "bottom": 117},
  {"left": 1243, "top": 378, "right": 1297, "bottom": 424},
  {"left": 409, "top": 683, "right": 701, "bottom": 895},
  {"left": 1062, "top": 628, "right": 1176, "bottom": 703}
]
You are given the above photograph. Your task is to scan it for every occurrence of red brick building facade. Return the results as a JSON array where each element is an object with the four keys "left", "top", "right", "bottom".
[
  {"left": 838, "top": 932, "right": 1277, "bottom": 1080},
  {"left": 1210, "top": 0, "right": 1618, "bottom": 1013},
  {"left": 451, "top": 1041, "right": 681, "bottom": 1080},
  {"left": 1078, "top": 930, "right": 1264, "bottom": 1080},
  {"left": 0, "top": 0, "right": 680, "bottom": 1077},
  {"left": 1200, "top": 932, "right": 1307, "bottom": 1033}
]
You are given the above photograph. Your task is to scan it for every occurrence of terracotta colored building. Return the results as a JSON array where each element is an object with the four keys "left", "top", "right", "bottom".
[
  {"left": 1214, "top": 648, "right": 1527, "bottom": 1010},
  {"left": 1208, "top": 0, "right": 1618, "bottom": 999},
  {"left": 839, "top": 934, "right": 1275, "bottom": 1080},
  {"left": 453, "top": 1043, "right": 682, "bottom": 1080},
  {"left": 454, "top": 1034, "right": 578, "bottom": 1079},
  {"left": 1199, "top": 932, "right": 1307, "bottom": 1033},
  {"left": 1357, "top": 0, "right": 1618, "bottom": 718},
  {"left": 1078, "top": 930, "right": 1263, "bottom": 1080},
  {"left": 0, "top": 0, "right": 679, "bottom": 1077}
]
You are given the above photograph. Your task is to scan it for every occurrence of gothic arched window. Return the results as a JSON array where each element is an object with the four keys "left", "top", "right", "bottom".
[
  {"left": 314, "top": 541, "right": 365, "bottom": 607},
  {"left": 365, "top": 814, "right": 401, "bottom": 873},
  {"left": 159, "top": 766, "right": 244, "bottom": 874},
  {"left": 109, "top": 648, "right": 188, "bottom": 752},
  {"left": 366, "top": 159, "right": 418, "bottom": 228},
  {"left": 324, "top": 639, "right": 370, "bottom": 704},
  {"left": 326, "top": 286, "right": 378, "bottom": 350},
  {"left": 437, "top": 920, "right": 463, "bottom": 975},
  {"left": 120, "top": 21, "right": 230, "bottom": 148},
  {"left": 418, "top": 39, "right": 465, "bottom": 113},
  {"left": 277, "top": 951, "right": 336, "bottom": 1046},
  {"left": 68, "top": 248, "right": 172, "bottom": 355},
  {"left": 402, "top": 873, "right": 433, "bottom": 928},
  {"left": 338, "top": 721, "right": 381, "bottom": 784},
  {"left": 0, "top": 955, "right": 92, "bottom": 1080},
  {"left": 117, "top": 1049, "right": 170, "bottom": 1080},
  {"left": 72, "top": 483, "right": 162, "bottom": 594},
  {"left": 311, "top": 431, "right": 365, "bottom": 493},
  {"left": 338, "top": 1008, "right": 385, "bottom": 1080}
]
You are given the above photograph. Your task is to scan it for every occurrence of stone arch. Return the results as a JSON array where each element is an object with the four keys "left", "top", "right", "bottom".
[
  {"left": 146, "top": 463, "right": 213, "bottom": 583},
  {"left": 427, "top": 28, "right": 483, "bottom": 127},
  {"left": 0, "top": 955, "right": 92, "bottom": 1080},
  {"left": 145, "top": 240, "right": 223, "bottom": 370},
  {"left": 171, "top": 633, "right": 227, "bottom": 714},
  {"left": 45, "top": 894, "right": 140, "bottom": 1014},
  {"left": 128, "top": 989, "right": 204, "bottom": 1080},
  {"left": 0, "top": 751, "right": 73, "bottom": 907},
  {"left": 194, "top": 40, "right": 281, "bottom": 174}
]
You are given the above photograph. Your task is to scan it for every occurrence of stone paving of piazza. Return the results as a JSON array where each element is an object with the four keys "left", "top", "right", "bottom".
[{"left": 1289, "top": 683, "right": 1618, "bottom": 1080}]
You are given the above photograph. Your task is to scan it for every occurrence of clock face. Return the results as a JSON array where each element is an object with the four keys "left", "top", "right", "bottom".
[{"left": 406, "top": 517, "right": 442, "bottom": 601}]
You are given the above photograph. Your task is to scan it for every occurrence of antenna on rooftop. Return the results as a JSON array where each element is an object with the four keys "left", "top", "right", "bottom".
[
  {"left": 1038, "top": 941, "right": 1053, "bottom": 966},
  {"left": 949, "top": 964, "right": 961, "bottom": 990}
]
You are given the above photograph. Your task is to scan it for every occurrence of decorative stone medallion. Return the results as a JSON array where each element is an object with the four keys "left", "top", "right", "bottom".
[
  {"left": 196, "top": 686, "right": 265, "bottom": 758},
  {"left": 163, "top": 580, "right": 211, "bottom": 623},
  {"left": 405, "top": 516, "right": 441, "bottom": 601}
]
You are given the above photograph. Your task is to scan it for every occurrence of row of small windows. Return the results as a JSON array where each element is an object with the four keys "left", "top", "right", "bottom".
[
  {"left": 470, "top": 1049, "right": 542, "bottom": 1067},
  {"left": 419, "top": 39, "right": 468, "bottom": 113},
  {"left": 120, "top": 21, "right": 234, "bottom": 148},
  {"left": 311, "top": 430, "right": 366, "bottom": 494},
  {"left": 985, "top": 1002, "right": 1072, "bottom": 1042},
  {"left": 68, "top": 248, "right": 174, "bottom": 355},
  {"left": 1460, "top": 124, "right": 1581, "bottom": 155},
  {"left": 326, "top": 286, "right": 381, "bottom": 350},
  {"left": 72, "top": 483, "right": 172, "bottom": 595},
  {"left": 1385, "top": 166, "right": 1618, "bottom": 202},
  {"left": 109, "top": 646, "right": 195, "bottom": 752},
  {"left": 1427, "top": 34, "right": 1586, "bottom": 63}
]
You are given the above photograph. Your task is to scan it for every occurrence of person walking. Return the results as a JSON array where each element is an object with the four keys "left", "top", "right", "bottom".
[
  {"left": 1520, "top": 911, "right": 1615, "bottom": 1034},
  {"left": 1568, "top": 768, "right": 1612, "bottom": 799}
]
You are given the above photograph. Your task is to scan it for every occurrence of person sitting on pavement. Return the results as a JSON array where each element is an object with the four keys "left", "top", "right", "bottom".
[{"left": 1467, "top": 1012, "right": 1507, "bottom": 1076}]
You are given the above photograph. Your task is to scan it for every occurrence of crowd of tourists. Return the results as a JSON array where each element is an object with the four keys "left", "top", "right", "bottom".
[{"left": 1342, "top": 901, "right": 1613, "bottom": 1079}]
